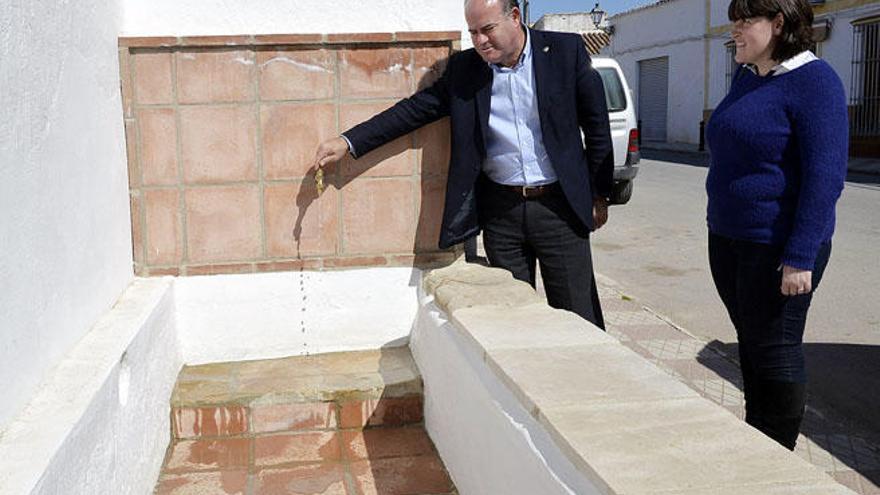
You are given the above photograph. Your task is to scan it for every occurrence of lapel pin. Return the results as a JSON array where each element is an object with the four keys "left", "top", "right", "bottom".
[{"left": 543, "top": 46, "right": 550, "bottom": 53}]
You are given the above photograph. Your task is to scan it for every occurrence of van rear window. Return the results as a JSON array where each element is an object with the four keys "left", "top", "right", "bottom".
[{"left": 596, "top": 68, "right": 627, "bottom": 112}]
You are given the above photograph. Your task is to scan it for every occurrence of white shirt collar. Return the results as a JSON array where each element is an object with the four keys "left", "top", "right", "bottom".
[{"left": 744, "top": 50, "right": 818, "bottom": 76}]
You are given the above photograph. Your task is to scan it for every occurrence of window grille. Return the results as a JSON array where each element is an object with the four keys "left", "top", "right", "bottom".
[{"left": 850, "top": 16, "right": 880, "bottom": 138}]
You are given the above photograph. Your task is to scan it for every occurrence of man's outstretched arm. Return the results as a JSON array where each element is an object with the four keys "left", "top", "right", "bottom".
[{"left": 313, "top": 60, "right": 453, "bottom": 169}]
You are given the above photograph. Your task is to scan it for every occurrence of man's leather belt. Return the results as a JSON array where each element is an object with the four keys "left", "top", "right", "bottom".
[{"left": 497, "top": 182, "right": 560, "bottom": 199}]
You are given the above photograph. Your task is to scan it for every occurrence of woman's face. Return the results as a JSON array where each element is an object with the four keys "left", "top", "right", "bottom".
[{"left": 731, "top": 14, "right": 782, "bottom": 65}]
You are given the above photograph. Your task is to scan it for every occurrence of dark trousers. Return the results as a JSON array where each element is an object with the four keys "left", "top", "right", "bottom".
[
  {"left": 479, "top": 181, "right": 605, "bottom": 329},
  {"left": 708, "top": 232, "right": 832, "bottom": 449}
]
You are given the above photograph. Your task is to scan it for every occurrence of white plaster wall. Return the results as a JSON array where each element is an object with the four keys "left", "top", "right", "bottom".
[
  {"left": 711, "top": 0, "right": 730, "bottom": 28},
  {"left": 0, "top": 0, "right": 133, "bottom": 429},
  {"left": 0, "top": 278, "right": 179, "bottom": 495},
  {"left": 175, "top": 268, "right": 421, "bottom": 364},
  {"left": 611, "top": 41, "right": 706, "bottom": 144},
  {"left": 608, "top": 0, "right": 707, "bottom": 144},
  {"left": 121, "top": 0, "right": 467, "bottom": 44},
  {"left": 608, "top": 0, "right": 704, "bottom": 53},
  {"left": 410, "top": 299, "right": 602, "bottom": 495}
]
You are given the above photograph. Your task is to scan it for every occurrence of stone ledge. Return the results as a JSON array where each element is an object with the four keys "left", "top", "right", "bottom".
[
  {"left": 118, "top": 31, "right": 461, "bottom": 48},
  {"left": 421, "top": 259, "right": 855, "bottom": 494}
]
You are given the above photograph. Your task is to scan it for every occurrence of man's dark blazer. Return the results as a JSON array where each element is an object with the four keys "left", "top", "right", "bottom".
[{"left": 344, "top": 29, "right": 614, "bottom": 249}]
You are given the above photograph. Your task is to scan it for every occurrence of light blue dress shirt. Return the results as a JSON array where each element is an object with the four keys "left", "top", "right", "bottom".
[{"left": 483, "top": 28, "right": 557, "bottom": 187}]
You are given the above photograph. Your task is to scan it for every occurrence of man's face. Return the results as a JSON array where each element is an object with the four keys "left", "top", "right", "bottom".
[{"left": 465, "top": 0, "right": 524, "bottom": 67}]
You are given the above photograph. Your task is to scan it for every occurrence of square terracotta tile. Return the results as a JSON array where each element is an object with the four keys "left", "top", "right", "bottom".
[
  {"left": 349, "top": 455, "right": 453, "bottom": 495},
  {"left": 413, "top": 46, "right": 450, "bottom": 91},
  {"left": 251, "top": 402, "right": 337, "bottom": 433},
  {"left": 180, "top": 105, "right": 257, "bottom": 184},
  {"left": 253, "top": 465, "right": 347, "bottom": 495},
  {"left": 185, "top": 186, "right": 262, "bottom": 263},
  {"left": 132, "top": 51, "right": 174, "bottom": 104},
  {"left": 258, "top": 49, "right": 336, "bottom": 101},
  {"left": 254, "top": 431, "right": 341, "bottom": 467},
  {"left": 138, "top": 108, "right": 179, "bottom": 186},
  {"left": 338, "top": 396, "right": 423, "bottom": 429},
  {"left": 177, "top": 49, "right": 255, "bottom": 104},
  {"left": 340, "top": 102, "right": 414, "bottom": 178},
  {"left": 264, "top": 182, "right": 338, "bottom": 258},
  {"left": 341, "top": 179, "right": 416, "bottom": 254},
  {"left": 164, "top": 438, "right": 250, "bottom": 473},
  {"left": 339, "top": 48, "right": 412, "bottom": 99},
  {"left": 341, "top": 427, "right": 435, "bottom": 461},
  {"left": 144, "top": 189, "right": 182, "bottom": 265},
  {"left": 173, "top": 405, "right": 249, "bottom": 439},
  {"left": 155, "top": 470, "right": 248, "bottom": 495},
  {"left": 261, "top": 103, "right": 336, "bottom": 180},
  {"left": 415, "top": 118, "right": 450, "bottom": 178},
  {"left": 414, "top": 177, "right": 446, "bottom": 252}
]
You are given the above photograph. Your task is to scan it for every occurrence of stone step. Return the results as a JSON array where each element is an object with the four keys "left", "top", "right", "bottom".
[{"left": 169, "top": 346, "right": 424, "bottom": 440}]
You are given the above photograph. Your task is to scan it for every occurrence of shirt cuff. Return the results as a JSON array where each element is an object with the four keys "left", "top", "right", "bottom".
[{"left": 340, "top": 134, "right": 357, "bottom": 159}]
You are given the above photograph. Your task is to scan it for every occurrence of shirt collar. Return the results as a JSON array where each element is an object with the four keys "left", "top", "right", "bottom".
[
  {"left": 490, "top": 25, "right": 531, "bottom": 71},
  {"left": 744, "top": 50, "right": 818, "bottom": 76}
]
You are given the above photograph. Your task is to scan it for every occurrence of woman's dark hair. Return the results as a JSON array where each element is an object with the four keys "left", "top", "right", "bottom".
[{"left": 728, "top": 0, "right": 815, "bottom": 61}]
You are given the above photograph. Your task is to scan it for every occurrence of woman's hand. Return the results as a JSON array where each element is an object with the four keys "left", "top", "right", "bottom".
[{"left": 781, "top": 265, "right": 812, "bottom": 296}]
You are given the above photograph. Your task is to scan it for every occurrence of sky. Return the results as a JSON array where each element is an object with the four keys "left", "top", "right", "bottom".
[{"left": 526, "top": 0, "right": 653, "bottom": 22}]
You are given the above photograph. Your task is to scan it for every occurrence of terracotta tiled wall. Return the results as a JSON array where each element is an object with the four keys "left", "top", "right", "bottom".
[{"left": 119, "top": 33, "right": 459, "bottom": 276}]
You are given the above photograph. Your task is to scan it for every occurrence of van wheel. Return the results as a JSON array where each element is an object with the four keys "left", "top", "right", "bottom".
[{"left": 610, "top": 180, "right": 633, "bottom": 205}]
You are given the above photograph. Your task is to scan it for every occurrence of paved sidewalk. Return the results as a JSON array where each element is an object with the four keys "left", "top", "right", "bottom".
[
  {"left": 641, "top": 142, "right": 880, "bottom": 176},
  {"left": 594, "top": 273, "right": 880, "bottom": 495}
]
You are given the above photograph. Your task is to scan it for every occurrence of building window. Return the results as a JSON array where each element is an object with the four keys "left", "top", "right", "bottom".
[{"left": 850, "top": 16, "right": 880, "bottom": 139}]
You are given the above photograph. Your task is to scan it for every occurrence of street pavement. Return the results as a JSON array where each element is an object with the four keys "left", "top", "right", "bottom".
[{"left": 591, "top": 151, "right": 880, "bottom": 439}]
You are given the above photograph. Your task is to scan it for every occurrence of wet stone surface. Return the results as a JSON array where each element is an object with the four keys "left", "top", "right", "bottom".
[{"left": 154, "top": 348, "right": 456, "bottom": 495}]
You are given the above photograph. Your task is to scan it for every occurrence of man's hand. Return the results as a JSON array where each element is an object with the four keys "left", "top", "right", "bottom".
[
  {"left": 314, "top": 137, "right": 350, "bottom": 169},
  {"left": 592, "top": 197, "right": 609, "bottom": 230},
  {"left": 781, "top": 265, "right": 812, "bottom": 296}
]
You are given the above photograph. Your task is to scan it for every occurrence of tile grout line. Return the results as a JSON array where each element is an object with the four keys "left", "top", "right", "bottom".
[
  {"left": 128, "top": 48, "right": 149, "bottom": 274},
  {"left": 335, "top": 47, "right": 346, "bottom": 258},
  {"left": 171, "top": 48, "right": 189, "bottom": 274},
  {"left": 253, "top": 47, "right": 268, "bottom": 261}
]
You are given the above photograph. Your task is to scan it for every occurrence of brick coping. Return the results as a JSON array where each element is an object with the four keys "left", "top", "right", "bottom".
[{"left": 119, "top": 31, "right": 461, "bottom": 48}]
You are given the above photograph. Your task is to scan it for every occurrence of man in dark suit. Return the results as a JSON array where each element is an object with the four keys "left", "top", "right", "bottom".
[{"left": 314, "top": 0, "right": 614, "bottom": 327}]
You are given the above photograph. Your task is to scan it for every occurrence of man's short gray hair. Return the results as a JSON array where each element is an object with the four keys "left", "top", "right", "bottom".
[{"left": 464, "top": 0, "right": 520, "bottom": 15}]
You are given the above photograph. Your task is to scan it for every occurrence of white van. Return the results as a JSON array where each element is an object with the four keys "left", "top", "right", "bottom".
[{"left": 591, "top": 57, "right": 640, "bottom": 204}]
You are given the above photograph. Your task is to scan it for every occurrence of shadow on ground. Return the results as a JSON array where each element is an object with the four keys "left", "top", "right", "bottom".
[
  {"left": 642, "top": 148, "right": 880, "bottom": 186},
  {"left": 697, "top": 340, "right": 880, "bottom": 487}
]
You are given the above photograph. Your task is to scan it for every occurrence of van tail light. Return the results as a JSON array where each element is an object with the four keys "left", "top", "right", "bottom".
[{"left": 628, "top": 129, "right": 639, "bottom": 153}]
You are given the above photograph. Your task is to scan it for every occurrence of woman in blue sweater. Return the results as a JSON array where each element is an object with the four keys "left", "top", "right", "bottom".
[{"left": 705, "top": 0, "right": 848, "bottom": 450}]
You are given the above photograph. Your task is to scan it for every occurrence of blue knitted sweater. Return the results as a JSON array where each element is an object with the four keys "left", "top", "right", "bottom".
[{"left": 706, "top": 59, "right": 848, "bottom": 270}]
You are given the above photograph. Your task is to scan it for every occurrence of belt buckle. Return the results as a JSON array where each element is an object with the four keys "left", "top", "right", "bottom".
[{"left": 520, "top": 186, "right": 541, "bottom": 199}]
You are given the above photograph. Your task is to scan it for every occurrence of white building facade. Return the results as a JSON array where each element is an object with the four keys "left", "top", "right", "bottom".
[{"left": 606, "top": 0, "right": 880, "bottom": 154}]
